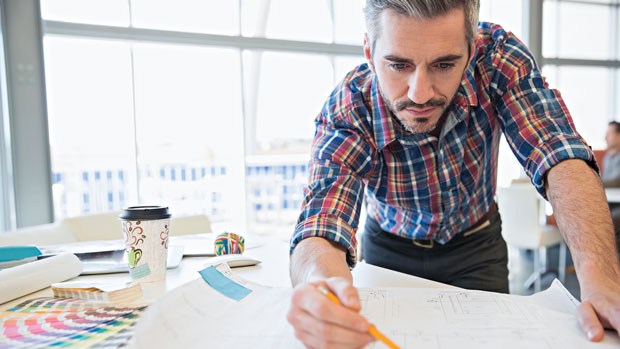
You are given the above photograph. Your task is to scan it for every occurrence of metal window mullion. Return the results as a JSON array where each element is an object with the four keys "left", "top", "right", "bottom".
[
  {"left": 43, "top": 20, "right": 363, "bottom": 57},
  {"left": 0, "top": 2, "right": 15, "bottom": 231},
  {"left": 127, "top": 0, "right": 134, "bottom": 28},
  {"left": 240, "top": 0, "right": 273, "bottom": 232},
  {"left": 543, "top": 58, "right": 620, "bottom": 67},
  {"left": 241, "top": 0, "right": 271, "bottom": 157},
  {"left": 1, "top": 0, "right": 54, "bottom": 228},
  {"left": 328, "top": 0, "right": 335, "bottom": 44},
  {"left": 557, "top": 0, "right": 620, "bottom": 7},
  {"left": 328, "top": 0, "right": 338, "bottom": 87},
  {"left": 611, "top": 0, "right": 619, "bottom": 60},
  {"left": 554, "top": 0, "right": 560, "bottom": 62},
  {"left": 612, "top": 0, "right": 619, "bottom": 120},
  {"left": 128, "top": 44, "right": 140, "bottom": 205},
  {"left": 524, "top": 0, "right": 544, "bottom": 66}
]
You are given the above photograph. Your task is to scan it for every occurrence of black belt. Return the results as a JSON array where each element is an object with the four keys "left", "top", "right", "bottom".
[{"left": 411, "top": 203, "right": 498, "bottom": 249}]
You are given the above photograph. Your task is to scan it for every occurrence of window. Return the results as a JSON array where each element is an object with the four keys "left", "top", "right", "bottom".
[
  {"left": 43, "top": 0, "right": 615, "bottom": 238},
  {"left": 542, "top": 0, "right": 620, "bottom": 150},
  {"left": 543, "top": 0, "right": 614, "bottom": 60},
  {"left": 333, "top": 0, "right": 367, "bottom": 45},
  {"left": 542, "top": 65, "right": 615, "bottom": 149},
  {"left": 479, "top": 0, "right": 523, "bottom": 38},
  {"left": 44, "top": 36, "right": 135, "bottom": 219},
  {"left": 478, "top": 0, "right": 526, "bottom": 187},
  {"left": 132, "top": 42, "right": 245, "bottom": 223},
  {"left": 41, "top": 0, "right": 130, "bottom": 26},
  {"left": 495, "top": 0, "right": 620, "bottom": 187},
  {"left": 241, "top": 0, "right": 332, "bottom": 42},
  {"left": 131, "top": 0, "right": 239, "bottom": 35},
  {"left": 245, "top": 50, "right": 337, "bottom": 153},
  {"left": 42, "top": 0, "right": 364, "bottom": 237}
]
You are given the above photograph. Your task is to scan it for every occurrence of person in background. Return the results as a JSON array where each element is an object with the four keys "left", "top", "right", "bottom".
[
  {"left": 602, "top": 121, "right": 620, "bottom": 252},
  {"left": 287, "top": 1, "right": 620, "bottom": 348},
  {"left": 602, "top": 121, "right": 620, "bottom": 188}
]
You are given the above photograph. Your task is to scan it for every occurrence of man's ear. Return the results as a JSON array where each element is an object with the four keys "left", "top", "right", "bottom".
[{"left": 363, "top": 33, "right": 375, "bottom": 73}]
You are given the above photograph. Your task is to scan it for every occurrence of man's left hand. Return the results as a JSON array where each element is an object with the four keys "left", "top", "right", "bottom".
[{"left": 577, "top": 275, "right": 620, "bottom": 341}]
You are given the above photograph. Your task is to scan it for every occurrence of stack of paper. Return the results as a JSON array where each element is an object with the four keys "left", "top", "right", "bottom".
[{"left": 51, "top": 281, "right": 142, "bottom": 304}]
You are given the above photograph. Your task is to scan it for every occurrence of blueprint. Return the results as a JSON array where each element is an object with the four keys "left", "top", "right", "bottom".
[
  {"left": 131, "top": 266, "right": 620, "bottom": 349},
  {"left": 359, "top": 284, "right": 618, "bottom": 349}
]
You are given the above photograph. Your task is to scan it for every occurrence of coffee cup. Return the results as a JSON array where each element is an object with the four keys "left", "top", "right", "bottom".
[{"left": 119, "top": 206, "right": 171, "bottom": 283}]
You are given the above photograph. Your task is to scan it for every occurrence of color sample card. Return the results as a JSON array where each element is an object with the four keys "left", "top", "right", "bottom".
[
  {"left": 198, "top": 265, "right": 253, "bottom": 301},
  {"left": 0, "top": 297, "right": 145, "bottom": 348}
]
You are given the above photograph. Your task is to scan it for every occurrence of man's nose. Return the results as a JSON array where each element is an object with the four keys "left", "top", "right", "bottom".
[{"left": 407, "top": 69, "right": 433, "bottom": 105}]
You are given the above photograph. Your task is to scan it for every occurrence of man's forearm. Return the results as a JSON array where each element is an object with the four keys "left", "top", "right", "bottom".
[
  {"left": 546, "top": 159, "right": 620, "bottom": 287},
  {"left": 290, "top": 237, "right": 353, "bottom": 286}
]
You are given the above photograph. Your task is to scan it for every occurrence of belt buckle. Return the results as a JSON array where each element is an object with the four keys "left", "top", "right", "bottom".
[{"left": 412, "top": 239, "right": 434, "bottom": 248}]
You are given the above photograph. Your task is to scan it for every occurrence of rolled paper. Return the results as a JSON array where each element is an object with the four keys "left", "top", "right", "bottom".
[
  {"left": 213, "top": 232, "right": 245, "bottom": 256},
  {"left": 0, "top": 253, "right": 82, "bottom": 304}
]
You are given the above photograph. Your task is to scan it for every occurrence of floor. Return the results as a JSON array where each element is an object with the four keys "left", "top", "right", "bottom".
[{"left": 507, "top": 245, "right": 620, "bottom": 299}]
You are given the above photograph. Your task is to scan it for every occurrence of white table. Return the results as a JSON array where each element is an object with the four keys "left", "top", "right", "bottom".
[
  {"left": 0, "top": 235, "right": 451, "bottom": 311},
  {"left": 605, "top": 188, "right": 620, "bottom": 203}
]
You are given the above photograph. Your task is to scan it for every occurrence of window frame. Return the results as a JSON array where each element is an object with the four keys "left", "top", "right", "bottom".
[
  {"left": 38, "top": 0, "right": 364, "bottom": 232},
  {"left": 8, "top": 0, "right": 615, "bottom": 231},
  {"left": 535, "top": 0, "right": 620, "bottom": 122}
]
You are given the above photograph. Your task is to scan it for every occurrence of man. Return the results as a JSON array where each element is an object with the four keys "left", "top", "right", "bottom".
[
  {"left": 287, "top": 1, "right": 620, "bottom": 348},
  {"left": 602, "top": 121, "right": 620, "bottom": 188},
  {"left": 602, "top": 121, "right": 620, "bottom": 252}
]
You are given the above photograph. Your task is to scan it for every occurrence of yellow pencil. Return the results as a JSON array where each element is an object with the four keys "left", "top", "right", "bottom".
[{"left": 316, "top": 285, "right": 400, "bottom": 349}]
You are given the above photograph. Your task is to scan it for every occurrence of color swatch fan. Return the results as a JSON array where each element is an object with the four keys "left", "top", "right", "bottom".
[{"left": 0, "top": 297, "right": 144, "bottom": 348}]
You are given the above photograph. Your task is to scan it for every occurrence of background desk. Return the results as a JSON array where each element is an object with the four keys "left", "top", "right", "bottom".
[{"left": 0, "top": 235, "right": 453, "bottom": 312}]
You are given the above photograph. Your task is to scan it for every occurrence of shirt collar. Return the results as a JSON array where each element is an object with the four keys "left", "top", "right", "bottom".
[{"left": 370, "top": 54, "right": 479, "bottom": 150}]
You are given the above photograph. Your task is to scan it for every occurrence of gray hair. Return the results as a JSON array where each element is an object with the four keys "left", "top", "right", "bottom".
[{"left": 364, "top": 0, "right": 480, "bottom": 54}]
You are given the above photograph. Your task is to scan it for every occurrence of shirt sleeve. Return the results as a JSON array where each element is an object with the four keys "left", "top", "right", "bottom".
[
  {"left": 289, "top": 107, "right": 376, "bottom": 269},
  {"left": 491, "top": 34, "right": 597, "bottom": 198}
]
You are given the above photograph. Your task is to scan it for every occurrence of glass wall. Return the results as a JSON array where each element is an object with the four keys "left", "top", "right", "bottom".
[
  {"left": 479, "top": 0, "right": 526, "bottom": 188},
  {"left": 542, "top": 65, "right": 616, "bottom": 149},
  {"left": 41, "top": 0, "right": 366, "bottom": 238},
  {"left": 542, "top": 0, "right": 620, "bottom": 150},
  {"left": 543, "top": 0, "right": 614, "bottom": 60},
  {"left": 479, "top": 0, "right": 523, "bottom": 38},
  {"left": 41, "top": 0, "right": 617, "bottom": 239},
  {"left": 44, "top": 36, "right": 135, "bottom": 218}
]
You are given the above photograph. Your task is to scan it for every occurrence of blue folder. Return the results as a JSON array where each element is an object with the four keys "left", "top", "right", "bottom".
[{"left": 0, "top": 245, "right": 42, "bottom": 263}]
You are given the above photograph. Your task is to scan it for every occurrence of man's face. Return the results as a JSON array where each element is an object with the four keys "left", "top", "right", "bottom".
[
  {"left": 606, "top": 125, "right": 620, "bottom": 150},
  {"left": 364, "top": 8, "right": 473, "bottom": 134}
]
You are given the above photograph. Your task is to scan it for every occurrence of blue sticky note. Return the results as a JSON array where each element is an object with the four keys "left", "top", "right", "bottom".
[{"left": 198, "top": 266, "right": 252, "bottom": 301}]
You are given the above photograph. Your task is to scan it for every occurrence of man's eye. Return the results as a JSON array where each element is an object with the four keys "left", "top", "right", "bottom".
[
  {"left": 389, "top": 63, "right": 407, "bottom": 71},
  {"left": 437, "top": 62, "right": 455, "bottom": 71}
]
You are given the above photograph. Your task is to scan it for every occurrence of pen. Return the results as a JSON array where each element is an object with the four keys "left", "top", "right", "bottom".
[{"left": 316, "top": 285, "right": 400, "bottom": 349}]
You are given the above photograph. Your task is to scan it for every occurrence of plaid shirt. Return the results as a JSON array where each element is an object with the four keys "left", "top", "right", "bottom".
[{"left": 290, "top": 22, "right": 595, "bottom": 268}]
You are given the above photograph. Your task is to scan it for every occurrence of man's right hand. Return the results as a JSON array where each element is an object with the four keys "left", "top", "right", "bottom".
[{"left": 287, "top": 277, "right": 375, "bottom": 348}]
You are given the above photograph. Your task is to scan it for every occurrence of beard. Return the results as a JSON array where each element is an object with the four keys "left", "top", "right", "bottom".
[{"left": 377, "top": 82, "right": 453, "bottom": 134}]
